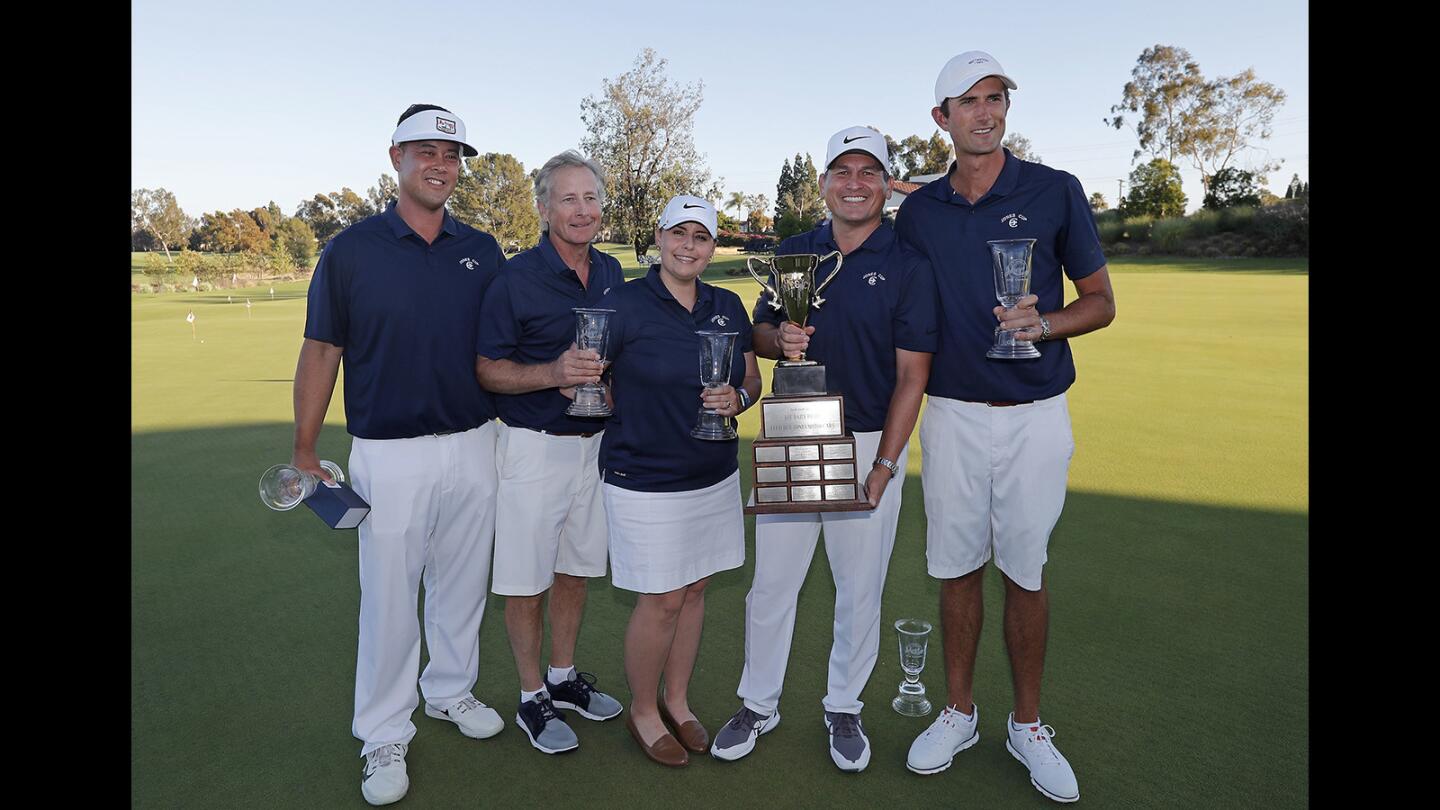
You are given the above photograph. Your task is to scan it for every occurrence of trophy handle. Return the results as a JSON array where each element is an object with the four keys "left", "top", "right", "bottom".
[
  {"left": 811, "top": 250, "right": 845, "bottom": 308},
  {"left": 745, "top": 256, "right": 785, "bottom": 311}
]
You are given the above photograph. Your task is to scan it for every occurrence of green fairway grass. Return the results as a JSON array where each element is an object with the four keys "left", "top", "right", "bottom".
[{"left": 132, "top": 255, "right": 1307, "bottom": 807}]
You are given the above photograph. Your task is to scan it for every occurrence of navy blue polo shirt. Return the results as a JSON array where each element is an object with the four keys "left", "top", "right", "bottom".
[
  {"left": 754, "top": 221, "right": 938, "bottom": 432},
  {"left": 895, "top": 149, "right": 1106, "bottom": 402},
  {"left": 598, "top": 268, "right": 754, "bottom": 492},
  {"left": 475, "top": 237, "right": 625, "bottom": 433},
  {"left": 304, "top": 204, "right": 504, "bottom": 439}
]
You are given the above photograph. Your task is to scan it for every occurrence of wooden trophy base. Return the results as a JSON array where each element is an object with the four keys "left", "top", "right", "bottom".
[{"left": 743, "top": 393, "right": 875, "bottom": 515}]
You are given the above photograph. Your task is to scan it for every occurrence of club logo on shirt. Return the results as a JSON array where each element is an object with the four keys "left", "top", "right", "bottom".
[
  {"left": 711, "top": 314, "right": 730, "bottom": 326},
  {"left": 458, "top": 257, "right": 479, "bottom": 270},
  {"left": 436, "top": 117, "right": 457, "bottom": 134},
  {"left": 862, "top": 271, "right": 887, "bottom": 286},
  {"left": 603, "top": 287, "right": 612, "bottom": 296},
  {"left": 1000, "top": 213, "right": 1029, "bottom": 228}
]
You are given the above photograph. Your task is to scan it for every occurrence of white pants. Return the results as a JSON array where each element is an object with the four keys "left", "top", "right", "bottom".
[
  {"left": 348, "top": 422, "right": 498, "bottom": 757},
  {"left": 920, "top": 394, "right": 1074, "bottom": 591},
  {"left": 736, "top": 431, "right": 907, "bottom": 716},
  {"left": 490, "top": 424, "right": 608, "bottom": 597}
]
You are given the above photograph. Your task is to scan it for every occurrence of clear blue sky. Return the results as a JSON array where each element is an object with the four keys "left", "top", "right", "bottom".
[{"left": 132, "top": 0, "right": 1308, "bottom": 219}]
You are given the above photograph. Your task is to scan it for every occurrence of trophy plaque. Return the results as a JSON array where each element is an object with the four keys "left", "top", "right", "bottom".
[{"left": 743, "top": 394, "right": 873, "bottom": 515}]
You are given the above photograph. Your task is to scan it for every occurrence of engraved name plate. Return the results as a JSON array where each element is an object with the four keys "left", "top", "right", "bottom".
[
  {"left": 757, "top": 487, "right": 790, "bottom": 503},
  {"left": 755, "top": 467, "right": 787, "bottom": 484},
  {"left": 788, "top": 445, "right": 820, "bottom": 461},
  {"left": 823, "top": 463, "right": 855, "bottom": 480},
  {"left": 761, "top": 399, "right": 844, "bottom": 439},
  {"left": 822, "top": 443, "right": 854, "bottom": 460},
  {"left": 824, "top": 484, "right": 856, "bottom": 500},
  {"left": 755, "top": 445, "right": 787, "bottom": 463},
  {"left": 791, "top": 465, "right": 821, "bottom": 482},
  {"left": 791, "top": 486, "right": 823, "bottom": 502}
]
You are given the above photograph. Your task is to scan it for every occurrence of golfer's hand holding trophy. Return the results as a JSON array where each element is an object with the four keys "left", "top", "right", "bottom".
[{"left": 258, "top": 458, "right": 370, "bottom": 529}]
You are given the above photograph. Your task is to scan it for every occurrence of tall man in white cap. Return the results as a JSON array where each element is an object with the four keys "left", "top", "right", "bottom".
[
  {"left": 294, "top": 103, "right": 508, "bottom": 805},
  {"left": 895, "top": 53, "right": 1115, "bottom": 802},
  {"left": 711, "top": 126, "right": 937, "bottom": 772},
  {"left": 476, "top": 150, "right": 625, "bottom": 756}
]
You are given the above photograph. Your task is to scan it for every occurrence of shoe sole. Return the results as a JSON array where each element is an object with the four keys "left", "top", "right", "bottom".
[
  {"left": 710, "top": 710, "right": 781, "bottom": 761},
  {"left": 424, "top": 705, "right": 503, "bottom": 739},
  {"left": 905, "top": 729, "right": 979, "bottom": 775},
  {"left": 515, "top": 714, "right": 579, "bottom": 754},
  {"left": 551, "top": 698, "right": 622, "bottom": 721},
  {"left": 1005, "top": 740, "right": 1079, "bottom": 803}
]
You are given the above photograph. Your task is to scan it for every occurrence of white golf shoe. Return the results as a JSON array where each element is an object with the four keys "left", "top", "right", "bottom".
[
  {"left": 1005, "top": 714, "right": 1079, "bottom": 803},
  {"left": 906, "top": 703, "right": 979, "bottom": 775}
]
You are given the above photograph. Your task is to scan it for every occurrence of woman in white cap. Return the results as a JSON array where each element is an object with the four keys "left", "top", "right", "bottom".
[{"left": 596, "top": 194, "right": 762, "bottom": 767}]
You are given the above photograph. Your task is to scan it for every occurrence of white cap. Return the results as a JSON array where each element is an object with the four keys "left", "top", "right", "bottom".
[
  {"left": 934, "top": 50, "right": 1018, "bottom": 107},
  {"left": 657, "top": 195, "right": 718, "bottom": 237},
  {"left": 823, "top": 126, "right": 890, "bottom": 174},
  {"left": 391, "top": 108, "right": 478, "bottom": 157}
]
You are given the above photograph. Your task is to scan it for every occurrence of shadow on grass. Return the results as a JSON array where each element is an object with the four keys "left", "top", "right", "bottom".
[{"left": 134, "top": 425, "right": 1307, "bottom": 809}]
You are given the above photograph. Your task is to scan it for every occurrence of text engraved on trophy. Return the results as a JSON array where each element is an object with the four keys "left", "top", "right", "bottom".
[
  {"left": 824, "top": 484, "right": 856, "bottom": 500},
  {"left": 788, "top": 445, "right": 820, "bottom": 461},
  {"left": 822, "top": 443, "right": 853, "bottom": 460},
  {"left": 823, "top": 464, "right": 855, "bottom": 480},
  {"left": 755, "top": 466, "right": 788, "bottom": 484},
  {"left": 791, "top": 486, "right": 823, "bottom": 502},
  {"left": 790, "top": 465, "right": 821, "bottom": 482},
  {"left": 764, "top": 400, "right": 843, "bottom": 438},
  {"left": 754, "top": 445, "right": 787, "bottom": 463},
  {"left": 756, "top": 487, "right": 790, "bottom": 503}
]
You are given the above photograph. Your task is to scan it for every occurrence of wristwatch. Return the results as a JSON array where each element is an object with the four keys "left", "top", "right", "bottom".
[
  {"left": 873, "top": 457, "right": 899, "bottom": 478},
  {"left": 1037, "top": 315, "right": 1052, "bottom": 342}
]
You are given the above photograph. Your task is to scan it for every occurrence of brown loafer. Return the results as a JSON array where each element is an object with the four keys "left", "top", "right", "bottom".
[
  {"left": 626, "top": 713, "right": 689, "bottom": 767},
  {"left": 659, "top": 702, "right": 710, "bottom": 754}
]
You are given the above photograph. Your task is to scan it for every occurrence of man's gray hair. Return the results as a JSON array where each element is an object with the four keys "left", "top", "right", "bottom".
[{"left": 535, "top": 150, "right": 606, "bottom": 231}]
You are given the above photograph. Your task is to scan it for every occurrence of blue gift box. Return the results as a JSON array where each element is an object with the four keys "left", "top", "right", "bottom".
[{"left": 303, "top": 479, "right": 370, "bottom": 529}]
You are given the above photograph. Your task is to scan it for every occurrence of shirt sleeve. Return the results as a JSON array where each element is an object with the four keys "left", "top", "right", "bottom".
[
  {"left": 726, "top": 290, "right": 754, "bottom": 389},
  {"left": 475, "top": 271, "right": 518, "bottom": 359},
  {"left": 303, "top": 239, "right": 347, "bottom": 347},
  {"left": 892, "top": 250, "right": 939, "bottom": 353},
  {"left": 1059, "top": 174, "right": 1107, "bottom": 280}
]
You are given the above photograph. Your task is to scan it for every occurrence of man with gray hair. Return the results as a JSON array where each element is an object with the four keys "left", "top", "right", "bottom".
[{"left": 475, "top": 149, "right": 625, "bottom": 755}]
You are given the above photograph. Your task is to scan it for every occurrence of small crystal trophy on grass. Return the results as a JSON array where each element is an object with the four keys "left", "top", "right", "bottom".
[{"left": 892, "top": 618, "right": 933, "bottom": 716}]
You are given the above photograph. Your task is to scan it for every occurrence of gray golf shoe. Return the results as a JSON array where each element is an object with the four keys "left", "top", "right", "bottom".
[{"left": 515, "top": 694, "right": 579, "bottom": 754}]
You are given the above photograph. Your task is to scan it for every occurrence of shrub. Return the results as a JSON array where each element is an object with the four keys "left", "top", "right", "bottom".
[
  {"left": 161, "top": 283, "right": 178, "bottom": 293},
  {"left": 198, "top": 281, "right": 215, "bottom": 292},
  {"left": 1096, "top": 218, "right": 1125, "bottom": 245},
  {"left": 1122, "top": 215, "right": 1154, "bottom": 242},
  {"left": 1186, "top": 209, "right": 1223, "bottom": 239},
  {"left": 1152, "top": 217, "right": 1192, "bottom": 252},
  {"left": 135, "top": 282, "right": 155, "bottom": 294}
]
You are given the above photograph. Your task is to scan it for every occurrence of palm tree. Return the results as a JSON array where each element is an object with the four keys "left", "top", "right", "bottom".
[{"left": 726, "top": 191, "right": 746, "bottom": 223}]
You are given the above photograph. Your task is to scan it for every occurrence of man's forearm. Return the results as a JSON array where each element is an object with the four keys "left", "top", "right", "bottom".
[
  {"left": 1045, "top": 291, "right": 1115, "bottom": 340},
  {"left": 475, "top": 356, "right": 558, "bottom": 395},
  {"left": 752, "top": 322, "right": 784, "bottom": 360},
  {"left": 293, "top": 338, "right": 344, "bottom": 454}
]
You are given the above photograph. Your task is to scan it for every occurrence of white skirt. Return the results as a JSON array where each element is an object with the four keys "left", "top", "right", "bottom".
[{"left": 603, "top": 470, "right": 745, "bottom": 594}]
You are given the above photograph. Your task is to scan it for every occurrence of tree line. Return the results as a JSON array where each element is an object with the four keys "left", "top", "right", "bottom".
[{"left": 135, "top": 43, "right": 1295, "bottom": 268}]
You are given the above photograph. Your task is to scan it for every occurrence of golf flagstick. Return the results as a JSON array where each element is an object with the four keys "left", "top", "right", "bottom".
[{"left": 186, "top": 309, "right": 196, "bottom": 341}]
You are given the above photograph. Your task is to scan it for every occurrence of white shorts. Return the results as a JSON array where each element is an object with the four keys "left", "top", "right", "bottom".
[
  {"left": 490, "top": 423, "right": 609, "bottom": 597},
  {"left": 604, "top": 470, "right": 745, "bottom": 594},
  {"left": 920, "top": 394, "right": 1075, "bottom": 591}
]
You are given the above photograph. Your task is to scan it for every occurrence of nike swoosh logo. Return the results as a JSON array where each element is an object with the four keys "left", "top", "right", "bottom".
[
  {"left": 683, "top": 204, "right": 704, "bottom": 209},
  {"left": 843, "top": 135, "right": 869, "bottom": 143}
]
